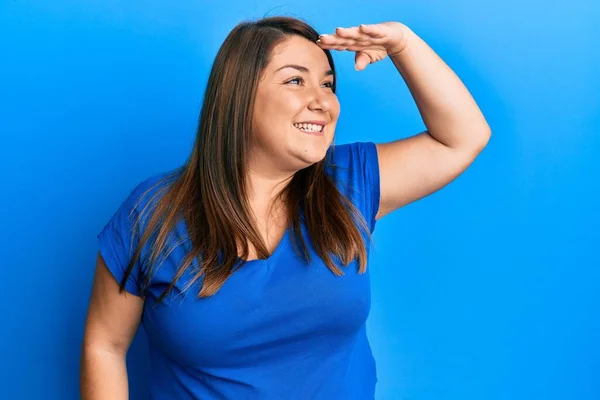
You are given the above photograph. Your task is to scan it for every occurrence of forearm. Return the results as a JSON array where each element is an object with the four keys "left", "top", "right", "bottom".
[
  {"left": 389, "top": 28, "right": 491, "bottom": 149},
  {"left": 80, "top": 346, "right": 129, "bottom": 400}
]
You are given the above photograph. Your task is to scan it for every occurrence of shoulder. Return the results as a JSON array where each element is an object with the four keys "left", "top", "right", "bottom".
[
  {"left": 325, "top": 141, "right": 380, "bottom": 180},
  {"left": 326, "top": 141, "right": 379, "bottom": 169},
  {"left": 325, "top": 141, "right": 381, "bottom": 231},
  {"left": 121, "top": 168, "right": 183, "bottom": 216},
  {"left": 101, "top": 167, "right": 183, "bottom": 242}
]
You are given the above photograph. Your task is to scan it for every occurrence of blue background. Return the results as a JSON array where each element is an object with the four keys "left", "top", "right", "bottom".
[{"left": 1, "top": 1, "right": 598, "bottom": 399}]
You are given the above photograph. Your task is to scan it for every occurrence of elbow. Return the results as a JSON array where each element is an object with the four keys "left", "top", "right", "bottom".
[
  {"left": 470, "top": 126, "right": 491, "bottom": 152},
  {"left": 460, "top": 128, "right": 491, "bottom": 158},
  {"left": 478, "top": 127, "right": 492, "bottom": 149}
]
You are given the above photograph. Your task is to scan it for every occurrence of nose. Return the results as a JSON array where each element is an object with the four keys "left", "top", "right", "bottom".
[{"left": 307, "top": 86, "right": 333, "bottom": 113}]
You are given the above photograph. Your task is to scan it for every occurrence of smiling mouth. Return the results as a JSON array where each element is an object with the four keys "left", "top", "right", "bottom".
[{"left": 293, "top": 124, "right": 325, "bottom": 136}]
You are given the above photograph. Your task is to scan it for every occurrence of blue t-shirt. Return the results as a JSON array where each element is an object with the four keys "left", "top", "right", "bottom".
[{"left": 97, "top": 141, "right": 381, "bottom": 399}]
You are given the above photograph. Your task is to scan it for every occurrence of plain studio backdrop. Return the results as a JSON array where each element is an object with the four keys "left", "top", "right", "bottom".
[{"left": 1, "top": 1, "right": 598, "bottom": 399}]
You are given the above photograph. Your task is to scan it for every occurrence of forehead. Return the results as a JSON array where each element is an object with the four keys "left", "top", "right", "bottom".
[{"left": 266, "top": 35, "right": 331, "bottom": 75}]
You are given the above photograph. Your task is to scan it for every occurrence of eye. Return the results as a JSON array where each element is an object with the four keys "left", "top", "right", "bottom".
[{"left": 286, "top": 77, "right": 335, "bottom": 89}]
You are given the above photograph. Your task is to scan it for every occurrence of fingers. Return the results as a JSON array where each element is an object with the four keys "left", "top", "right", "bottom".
[
  {"left": 318, "top": 25, "right": 380, "bottom": 44},
  {"left": 331, "top": 25, "right": 385, "bottom": 40},
  {"left": 358, "top": 24, "right": 386, "bottom": 38},
  {"left": 317, "top": 35, "right": 373, "bottom": 52},
  {"left": 354, "top": 52, "right": 372, "bottom": 71},
  {"left": 318, "top": 34, "right": 356, "bottom": 47},
  {"left": 334, "top": 26, "right": 361, "bottom": 39},
  {"left": 315, "top": 23, "right": 388, "bottom": 70}
]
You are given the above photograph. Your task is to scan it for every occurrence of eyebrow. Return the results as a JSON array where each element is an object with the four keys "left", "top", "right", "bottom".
[{"left": 275, "top": 64, "right": 335, "bottom": 77}]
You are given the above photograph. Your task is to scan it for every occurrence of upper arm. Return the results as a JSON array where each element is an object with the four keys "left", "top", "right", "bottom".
[
  {"left": 375, "top": 130, "right": 488, "bottom": 219},
  {"left": 82, "top": 252, "right": 143, "bottom": 354}
]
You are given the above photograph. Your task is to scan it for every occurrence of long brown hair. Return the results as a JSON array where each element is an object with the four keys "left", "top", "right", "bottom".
[{"left": 120, "top": 16, "right": 373, "bottom": 301}]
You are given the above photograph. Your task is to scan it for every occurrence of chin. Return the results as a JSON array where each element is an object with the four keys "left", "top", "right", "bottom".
[{"left": 292, "top": 143, "right": 330, "bottom": 167}]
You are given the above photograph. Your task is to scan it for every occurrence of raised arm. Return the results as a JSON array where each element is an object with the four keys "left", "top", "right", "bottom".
[
  {"left": 318, "top": 23, "right": 491, "bottom": 218},
  {"left": 375, "top": 26, "right": 490, "bottom": 217}
]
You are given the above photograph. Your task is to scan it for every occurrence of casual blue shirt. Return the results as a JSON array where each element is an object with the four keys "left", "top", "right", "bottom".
[{"left": 97, "top": 141, "right": 381, "bottom": 399}]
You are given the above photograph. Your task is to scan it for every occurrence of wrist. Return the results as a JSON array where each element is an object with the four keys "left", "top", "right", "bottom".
[{"left": 387, "top": 26, "right": 414, "bottom": 57}]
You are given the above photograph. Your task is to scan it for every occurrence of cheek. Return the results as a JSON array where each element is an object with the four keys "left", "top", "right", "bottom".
[
  {"left": 331, "top": 97, "right": 341, "bottom": 118},
  {"left": 253, "top": 117, "right": 291, "bottom": 148}
]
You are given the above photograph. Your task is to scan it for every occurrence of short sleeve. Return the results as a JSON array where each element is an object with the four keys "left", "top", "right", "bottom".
[
  {"left": 97, "top": 183, "right": 147, "bottom": 296},
  {"left": 329, "top": 141, "right": 381, "bottom": 233}
]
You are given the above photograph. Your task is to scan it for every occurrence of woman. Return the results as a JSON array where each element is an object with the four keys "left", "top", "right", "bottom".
[{"left": 80, "top": 16, "right": 490, "bottom": 400}]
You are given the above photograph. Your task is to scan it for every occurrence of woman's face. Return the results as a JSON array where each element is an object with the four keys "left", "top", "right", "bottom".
[{"left": 251, "top": 35, "right": 340, "bottom": 174}]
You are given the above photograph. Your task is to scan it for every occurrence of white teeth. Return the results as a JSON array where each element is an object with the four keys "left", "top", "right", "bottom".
[{"left": 293, "top": 123, "right": 323, "bottom": 132}]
